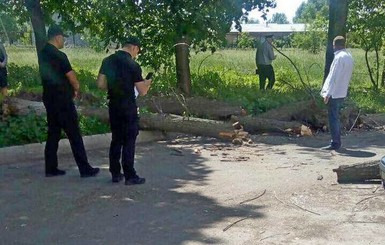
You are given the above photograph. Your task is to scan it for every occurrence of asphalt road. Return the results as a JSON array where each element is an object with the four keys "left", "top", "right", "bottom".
[{"left": 1, "top": 131, "right": 385, "bottom": 245}]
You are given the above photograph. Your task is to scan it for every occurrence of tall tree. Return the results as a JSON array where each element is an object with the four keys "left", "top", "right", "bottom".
[
  {"left": 293, "top": 0, "right": 328, "bottom": 23},
  {"left": 0, "top": 11, "right": 26, "bottom": 44},
  {"left": 24, "top": 0, "right": 46, "bottom": 54},
  {"left": 348, "top": 0, "right": 385, "bottom": 88},
  {"left": 5, "top": 0, "right": 276, "bottom": 96},
  {"left": 269, "top": 13, "right": 289, "bottom": 24},
  {"left": 323, "top": 0, "right": 349, "bottom": 81}
]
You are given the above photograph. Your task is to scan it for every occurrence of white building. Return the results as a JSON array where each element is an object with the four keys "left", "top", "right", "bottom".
[{"left": 226, "top": 23, "right": 306, "bottom": 45}]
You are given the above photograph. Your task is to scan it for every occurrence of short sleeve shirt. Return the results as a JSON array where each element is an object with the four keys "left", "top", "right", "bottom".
[
  {"left": 0, "top": 43, "right": 7, "bottom": 73},
  {"left": 0, "top": 43, "right": 7, "bottom": 64},
  {"left": 39, "top": 43, "right": 73, "bottom": 93},
  {"left": 99, "top": 50, "right": 143, "bottom": 102}
]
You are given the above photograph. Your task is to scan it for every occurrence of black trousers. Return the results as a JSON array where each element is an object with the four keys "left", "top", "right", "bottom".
[
  {"left": 108, "top": 100, "right": 139, "bottom": 179},
  {"left": 257, "top": 64, "right": 275, "bottom": 90},
  {"left": 43, "top": 97, "right": 90, "bottom": 174},
  {"left": 0, "top": 68, "right": 7, "bottom": 88}
]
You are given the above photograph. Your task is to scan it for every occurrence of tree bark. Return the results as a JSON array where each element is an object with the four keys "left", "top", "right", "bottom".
[
  {"left": 231, "top": 115, "right": 302, "bottom": 134},
  {"left": 137, "top": 96, "right": 243, "bottom": 120},
  {"left": 333, "top": 161, "right": 381, "bottom": 183},
  {"left": 3, "top": 98, "right": 304, "bottom": 138},
  {"left": 323, "top": 0, "right": 349, "bottom": 81},
  {"left": 259, "top": 100, "right": 323, "bottom": 121},
  {"left": 25, "top": 0, "right": 46, "bottom": 56},
  {"left": 175, "top": 37, "right": 191, "bottom": 96},
  {"left": 2, "top": 97, "right": 46, "bottom": 116}
]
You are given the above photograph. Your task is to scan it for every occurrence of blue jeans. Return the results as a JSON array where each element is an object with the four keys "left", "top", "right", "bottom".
[{"left": 327, "top": 98, "right": 344, "bottom": 148}]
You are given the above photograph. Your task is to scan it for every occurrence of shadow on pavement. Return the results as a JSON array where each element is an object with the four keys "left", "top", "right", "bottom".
[
  {"left": 336, "top": 148, "right": 376, "bottom": 158},
  {"left": 0, "top": 136, "right": 265, "bottom": 245}
]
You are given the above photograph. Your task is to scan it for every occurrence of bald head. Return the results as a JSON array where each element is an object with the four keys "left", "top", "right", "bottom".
[{"left": 333, "top": 36, "right": 346, "bottom": 50}]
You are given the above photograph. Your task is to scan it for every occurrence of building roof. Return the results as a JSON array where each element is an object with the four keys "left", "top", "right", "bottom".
[{"left": 229, "top": 23, "right": 306, "bottom": 35}]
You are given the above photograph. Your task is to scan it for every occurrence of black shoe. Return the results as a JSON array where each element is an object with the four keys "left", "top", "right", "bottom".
[
  {"left": 125, "top": 176, "right": 146, "bottom": 185},
  {"left": 321, "top": 145, "right": 340, "bottom": 150},
  {"left": 46, "top": 169, "right": 66, "bottom": 177},
  {"left": 112, "top": 173, "right": 124, "bottom": 183},
  {"left": 80, "top": 167, "right": 100, "bottom": 178}
]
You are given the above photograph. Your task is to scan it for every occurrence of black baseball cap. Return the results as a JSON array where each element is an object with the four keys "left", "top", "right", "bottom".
[
  {"left": 47, "top": 25, "right": 69, "bottom": 39},
  {"left": 123, "top": 36, "right": 141, "bottom": 49}
]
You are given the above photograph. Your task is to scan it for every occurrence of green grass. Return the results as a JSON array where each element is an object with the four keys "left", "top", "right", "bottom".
[
  {"left": 2, "top": 45, "right": 384, "bottom": 147},
  {"left": 189, "top": 48, "right": 383, "bottom": 113},
  {"left": 4, "top": 45, "right": 385, "bottom": 114}
]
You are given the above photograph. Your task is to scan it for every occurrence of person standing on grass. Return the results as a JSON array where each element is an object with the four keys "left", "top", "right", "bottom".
[
  {"left": 39, "top": 25, "right": 100, "bottom": 178},
  {"left": 320, "top": 35, "right": 354, "bottom": 151},
  {"left": 255, "top": 34, "right": 276, "bottom": 90},
  {"left": 0, "top": 40, "right": 8, "bottom": 97},
  {"left": 96, "top": 36, "right": 152, "bottom": 185}
]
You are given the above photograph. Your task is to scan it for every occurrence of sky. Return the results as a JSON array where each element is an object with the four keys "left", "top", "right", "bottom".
[{"left": 249, "top": 0, "right": 306, "bottom": 23}]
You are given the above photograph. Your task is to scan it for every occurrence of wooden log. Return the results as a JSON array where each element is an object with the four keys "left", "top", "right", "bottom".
[
  {"left": 137, "top": 96, "right": 244, "bottom": 120},
  {"left": 332, "top": 160, "right": 381, "bottom": 183},
  {"left": 2, "top": 97, "right": 46, "bottom": 116},
  {"left": 4, "top": 98, "right": 304, "bottom": 138},
  {"left": 81, "top": 108, "right": 304, "bottom": 137},
  {"left": 80, "top": 107, "right": 235, "bottom": 138},
  {"left": 259, "top": 100, "right": 320, "bottom": 121},
  {"left": 360, "top": 113, "right": 385, "bottom": 128},
  {"left": 258, "top": 99, "right": 359, "bottom": 129},
  {"left": 231, "top": 115, "right": 303, "bottom": 134}
]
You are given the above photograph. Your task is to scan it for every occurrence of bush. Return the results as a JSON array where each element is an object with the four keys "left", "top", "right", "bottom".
[
  {"left": 0, "top": 114, "right": 47, "bottom": 147},
  {"left": 237, "top": 32, "right": 255, "bottom": 49}
]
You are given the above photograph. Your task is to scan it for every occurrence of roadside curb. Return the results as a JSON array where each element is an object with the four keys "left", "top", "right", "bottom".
[{"left": 0, "top": 130, "right": 165, "bottom": 165}]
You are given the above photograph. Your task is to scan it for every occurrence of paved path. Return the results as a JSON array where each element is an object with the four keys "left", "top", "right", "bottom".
[{"left": 1, "top": 131, "right": 385, "bottom": 244}]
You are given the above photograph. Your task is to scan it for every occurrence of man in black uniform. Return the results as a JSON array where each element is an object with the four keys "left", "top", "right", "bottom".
[
  {"left": 97, "top": 36, "right": 151, "bottom": 185},
  {"left": 39, "top": 25, "right": 99, "bottom": 178}
]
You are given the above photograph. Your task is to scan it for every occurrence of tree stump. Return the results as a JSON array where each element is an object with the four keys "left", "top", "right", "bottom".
[{"left": 332, "top": 160, "right": 381, "bottom": 183}]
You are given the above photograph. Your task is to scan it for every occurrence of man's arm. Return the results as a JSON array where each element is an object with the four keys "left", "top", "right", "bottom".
[
  {"left": 96, "top": 73, "right": 108, "bottom": 90},
  {"left": 267, "top": 44, "right": 276, "bottom": 61},
  {"left": 0, "top": 44, "right": 7, "bottom": 68},
  {"left": 320, "top": 58, "right": 342, "bottom": 104},
  {"left": 135, "top": 79, "right": 152, "bottom": 96},
  {"left": 65, "top": 70, "right": 80, "bottom": 98}
]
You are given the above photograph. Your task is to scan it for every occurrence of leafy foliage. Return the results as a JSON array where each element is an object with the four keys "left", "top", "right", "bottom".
[
  {"left": 0, "top": 11, "right": 27, "bottom": 43},
  {"left": 348, "top": 0, "right": 385, "bottom": 88},
  {"left": 293, "top": 0, "right": 328, "bottom": 23},
  {"left": 0, "top": 113, "right": 110, "bottom": 147},
  {"left": 0, "top": 113, "right": 47, "bottom": 147},
  {"left": 3, "top": 0, "right": 276, "bottom": 70},
  {"left": 237, "top": 32, "right": 255, "bottom": 49},
  {"left": 291, "top": 1, "right": 328, "bottom": 54},
  {"left": 269, "top": 13, "right": 289, "bottom": 24}
]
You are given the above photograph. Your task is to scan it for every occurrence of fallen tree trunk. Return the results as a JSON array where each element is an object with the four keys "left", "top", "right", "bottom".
[
  {"left": 137, "top": 96, "right": 244, "bottom": 120},
  {"left": 231, "top": 115, "right": 303, "bottom": 134},
  {"left": 259, "top": 99, "right": 359, "bottom": 129},
  {"left": 4, "top": 98, "right": 304, "bottom": 137},
  {"left": 2, "top": 97, "right": 46, "bottom": 116},
  {"left": 80, "top": 107, "right": 234, "bottom": 138},
  {"left": 81, "top": 107, "right": 303, "bottom": 138},
  {"left": 360, "top": 113, "right": 385, "bottom": 128},
  {"left": 259, "top": 100, "right": 320, "bottom": 121},
  {"left": 333, "top": 160, "right": 381, "bottom": 183}
]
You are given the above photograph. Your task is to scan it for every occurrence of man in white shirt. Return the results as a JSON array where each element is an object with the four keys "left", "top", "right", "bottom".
[{"left": 320, "top": 36, "right": 354, "bottom": 150}]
